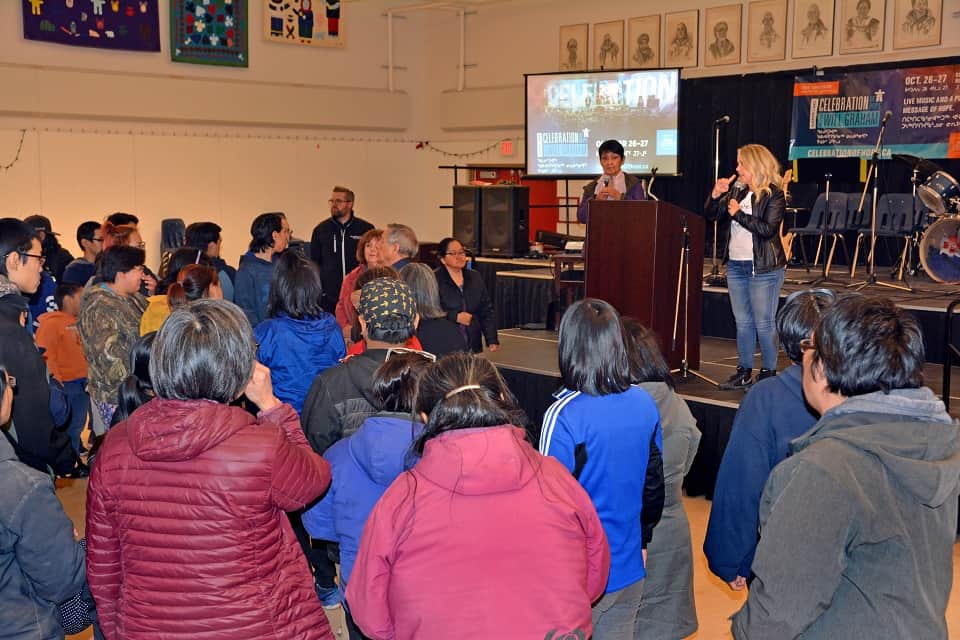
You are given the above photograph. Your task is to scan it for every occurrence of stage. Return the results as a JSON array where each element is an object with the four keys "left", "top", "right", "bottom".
[{"left": 481, "top": 261, "right": 960, "bottom": 498}]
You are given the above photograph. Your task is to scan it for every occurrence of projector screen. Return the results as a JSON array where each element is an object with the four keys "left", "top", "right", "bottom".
[{"left": 525, "top": 69, "right": 681, "bottom": 177}]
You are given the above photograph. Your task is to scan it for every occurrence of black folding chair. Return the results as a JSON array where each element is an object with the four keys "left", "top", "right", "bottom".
[{"left": 787, "top": 193, "right": 829, "bottom": 271}]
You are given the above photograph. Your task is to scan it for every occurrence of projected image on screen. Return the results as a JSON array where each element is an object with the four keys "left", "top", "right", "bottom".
[{"left": 525, "top": 69, "right": 680, "bottom": 176}]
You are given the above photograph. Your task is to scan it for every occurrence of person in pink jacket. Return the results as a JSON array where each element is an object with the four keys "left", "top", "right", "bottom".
[
  {"left": 347, "top": 352, "right": 610, "bottom": 640},
  {"left": 86, "top": 299, "right": 334, "bottom": 640}
]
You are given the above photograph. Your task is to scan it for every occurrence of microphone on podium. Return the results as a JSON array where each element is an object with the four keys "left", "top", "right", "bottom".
[{"left": 714, "top": 115, "right": 731, "bottom": 125}]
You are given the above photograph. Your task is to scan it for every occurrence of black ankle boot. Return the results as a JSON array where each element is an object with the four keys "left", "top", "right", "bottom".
[
  {"left": 757, "top": 368, "right": 777, "bottom": 382},
  {"left": 719, "top": 367, "right": 753, "bottom": 391}
]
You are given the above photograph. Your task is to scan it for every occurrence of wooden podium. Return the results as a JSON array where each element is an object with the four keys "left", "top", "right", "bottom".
[{"left": 584, "top": 200, "right": 704, "bottom": 370}]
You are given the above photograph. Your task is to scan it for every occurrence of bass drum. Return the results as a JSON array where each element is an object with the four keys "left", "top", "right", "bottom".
[
  {"left": 920, "top": 216, "right": 960, "bottom": 283},
  {"left": 918, "top": 171, "right": 960, "bottom": 215}
]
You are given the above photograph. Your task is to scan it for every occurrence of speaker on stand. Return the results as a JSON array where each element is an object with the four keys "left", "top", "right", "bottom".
[{"left": 481, "top": 185, "right": 529, "bottom": 257}]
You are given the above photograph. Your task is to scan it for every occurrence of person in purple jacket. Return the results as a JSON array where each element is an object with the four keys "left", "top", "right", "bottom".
[
  {"left": 303, "top": 350, "right": 433, "bottom": 639},
  {"left": 576, "top": 139, "right": 648, "bottom": 223}
]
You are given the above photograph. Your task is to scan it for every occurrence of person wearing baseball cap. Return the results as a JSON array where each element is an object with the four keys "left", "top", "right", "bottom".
[
  {"left": 300, "top": 276, "right": 421, "bottom": 611},
  {"left": 302, "top": 277, "right": 421, "bottom": 453},
  {"left": 24, "top": 215, "right": 73, "bottom": 282}
]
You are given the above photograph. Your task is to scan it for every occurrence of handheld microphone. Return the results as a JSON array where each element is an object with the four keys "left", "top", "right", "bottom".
[
  {"left": 881, "top": 110, "right": 892, "bottom": 124},
  {"left": 714, "top": 115, "right": 731, "bottom": 125},
  {"left": 603, "top": 176, "right": 610, "bottom": 187}
]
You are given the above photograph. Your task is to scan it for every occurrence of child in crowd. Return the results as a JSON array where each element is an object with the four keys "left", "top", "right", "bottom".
[
  {"left": 36, "top": 283, "right": 90, "bottom": 454},
  {"left": 303, "top": 350, "right": 432, "bottom": 639},
  {"left": 540, "top": 298, "right": 664, "bottom": 640}
]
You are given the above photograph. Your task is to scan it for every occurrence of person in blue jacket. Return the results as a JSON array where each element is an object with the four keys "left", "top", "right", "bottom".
[
  {"left": 303, "top": 350, "right": 431, "bottom": 639},
  {"left": 254, "top": 250, "right": 345, "bottom": 414},
  {"left": 703, "top": 288, "right": 836, "bottom": 589},
  {"left": 235, "top": 212, "right": 290, "bottom": 328},
  {"left": 540, "top": 298, "right": 664, "bottom": 639}
]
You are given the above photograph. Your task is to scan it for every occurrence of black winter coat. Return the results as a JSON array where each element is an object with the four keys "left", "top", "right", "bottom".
[
  {"left": 434, "top": 267, "right": 499, "bottom": 353},
  {"left": 309, "top": 215, "right": 375, "bottom": 313},
  {"left": 0, "top": 293, "right": 76, "bottom": 475},
  {"left": 703, "top": 183, "right": 787, "bottom": 274}
]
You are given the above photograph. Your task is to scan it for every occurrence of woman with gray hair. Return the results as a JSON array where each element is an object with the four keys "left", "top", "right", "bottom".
[
  {"left": 85, "top": 299, "right": 335, "bottom": 640},
  {"left": 400, "top": 262, "right": 467, "bottom": 357}
]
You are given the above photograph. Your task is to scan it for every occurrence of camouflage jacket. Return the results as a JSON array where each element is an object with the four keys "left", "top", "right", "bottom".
[{"left": 76, "top": 284, "right": 147, "bottom": 405}]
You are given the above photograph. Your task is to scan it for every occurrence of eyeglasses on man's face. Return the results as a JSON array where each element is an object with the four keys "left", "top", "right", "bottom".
[
  {"left": 445, "top": 250, "right": 467, "bottom": 257},
  {"left": 328, "top": 199, "right": 352, "bottom": 206},
  {"left": 799, "top": 338, "right": 817, "bottom": 354},
  {"left": 18, "top": 251, "right": 45, "bottom": 266}
]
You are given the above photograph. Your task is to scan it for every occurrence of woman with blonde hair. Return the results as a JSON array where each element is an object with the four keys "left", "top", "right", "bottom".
[{"left": 705, "top": 143, "right": 786, "bottom": 390}]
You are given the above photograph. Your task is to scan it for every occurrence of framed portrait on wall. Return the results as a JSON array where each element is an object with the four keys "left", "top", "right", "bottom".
[
  {"left": 705, "top": 5, "right": 742, "bottom": 66},
  {"left": 893, "top": 0, "right": 942, "bottom": 49},
  {"left": 627, "top": 15, "right": 661, "bottom": 69},
  {"left": 664, "top": 10, "right": 698, "bottom": 68},
  {"left": 839, "top": 0, "right": 885, "bottom": 54},
  {"left": 747, "top": 0, "right": 787, "bottom": 62},
  {"left": 559, "top": 23, "right": 589, "bottom": 71},
  {"left": 593, "top": 20, "right": 625, "bottom": 70},
  {"left": 793, "top": 0, "right": 835, "bottom": 58}
]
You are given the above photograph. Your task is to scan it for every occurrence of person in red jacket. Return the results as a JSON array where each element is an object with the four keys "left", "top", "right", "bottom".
[
  {"left": 347, "top": 352, "right": 610, "bottom": 640},
  {"left": 85, "top": 299, "right": 334, "bottom": 640}
]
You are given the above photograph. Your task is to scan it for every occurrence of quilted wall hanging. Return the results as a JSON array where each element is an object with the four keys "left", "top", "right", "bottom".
[
  {"left": 171, "top": 0, "right": 249, "bottom": 66},
  {"left": 264, "top": 0, "right": 343, "bottom": 48},
  {"left": 22, "top": 0, "right": 161, "bottom": 51}
]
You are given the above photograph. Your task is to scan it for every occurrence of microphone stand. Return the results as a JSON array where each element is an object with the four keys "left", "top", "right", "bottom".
[
  {"left": 848, "top": 115, "right": 911, "bottom": 292},
  {"left": 803, "top": 174, "right": 846, "bottom": 287},
  {"left": 704, "top": 119, "right": 727, "bottom": 287},
  {"left": 673, "top": 214, "right": 718, "bottom": 386}
]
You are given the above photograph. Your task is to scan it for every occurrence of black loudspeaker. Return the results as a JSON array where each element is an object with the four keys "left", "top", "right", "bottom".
[
  {"left": 452, "top": 186, "right": 482, "bottom": 255},
  {"left": 481, "top": 186, "right": 529, "bottom": 257}
]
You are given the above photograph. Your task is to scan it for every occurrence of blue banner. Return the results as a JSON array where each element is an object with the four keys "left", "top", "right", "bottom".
[
  {"left": 789, "top": 64, "right": 960, "bottom": 161},
  {"left": 22, "top": 0, "right": 160, "bottom": 52}
]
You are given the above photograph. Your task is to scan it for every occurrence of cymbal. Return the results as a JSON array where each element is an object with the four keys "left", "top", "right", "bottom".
[{"left": 892, "top": 153, "right": 942, "bottom": 178}]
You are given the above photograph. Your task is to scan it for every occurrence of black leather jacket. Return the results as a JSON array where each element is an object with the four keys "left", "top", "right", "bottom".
[{"left": 703, "top": 183, "right": 787, "bottom": 275}]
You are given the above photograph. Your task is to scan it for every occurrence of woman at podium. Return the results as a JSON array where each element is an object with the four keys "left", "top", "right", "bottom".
[
  {"left": 705, "top": 144, "right": 786, "bottom": 390},
  {"left": 577, "top": 139, "right": 648, "bottom": 223}
]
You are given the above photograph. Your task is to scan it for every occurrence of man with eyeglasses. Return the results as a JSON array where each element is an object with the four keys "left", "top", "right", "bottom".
[
  {"left": 0, "top": 218, "right": 80, "bottom": 478},
  {"left": 62, "top": 221, "right": 103, "bottom": 286},
  {"left": 732, "top": 295, "right": 960, "bottom": 639},
  {"left": 309, "top": 186, "right": 374, "bottom": 314}
]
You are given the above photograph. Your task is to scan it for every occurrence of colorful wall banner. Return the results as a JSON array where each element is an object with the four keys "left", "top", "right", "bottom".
[
  {"left": 171, "top": 0, "right": 248, "bottom": 67},
  {"left": 789, "top": 64, "right": 960, "bottom": 161},
  {"left": 22, "top": 0, "right": 161, "bottom": 52},
  {"left": 264, "top": 0, "right": 343, "bottom": 48}
]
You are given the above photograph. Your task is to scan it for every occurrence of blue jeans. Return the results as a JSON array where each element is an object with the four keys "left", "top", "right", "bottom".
[
  {"left": 63, "top": 379, "right": 89, "bottom": 453},
  {"left": 726, "top": 261, "right": 785, "bottom": 370}
]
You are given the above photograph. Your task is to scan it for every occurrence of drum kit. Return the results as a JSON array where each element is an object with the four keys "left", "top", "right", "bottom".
[{"left": 893, "top": 155, "right": 960, "bottom": 284}]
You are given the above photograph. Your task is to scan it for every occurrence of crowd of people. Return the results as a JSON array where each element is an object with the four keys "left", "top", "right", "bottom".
[{"left": 1, "top": 180, "right": 959, "bottom": 639}]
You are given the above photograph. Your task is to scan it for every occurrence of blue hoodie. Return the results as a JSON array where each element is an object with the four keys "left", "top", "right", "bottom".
[
  {"left": 302, "top": 413, "right": 424, "bottom": 586},
  {"left": 235, "top": 252, "right": 275, "bottom": 327},
  {"left": 703, "top": 364, "right": 818, "bottom": 582},
  {"left": 254, "top": 312, "right": 346, "bottom": 414}
]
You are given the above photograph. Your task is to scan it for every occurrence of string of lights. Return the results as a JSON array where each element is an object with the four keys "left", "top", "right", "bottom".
[
  {"left": 13, "top": 125, "right": 518, "bottom": 157},
  {"left": 0, "top": 130, "right": 26, "bottom": 172}
]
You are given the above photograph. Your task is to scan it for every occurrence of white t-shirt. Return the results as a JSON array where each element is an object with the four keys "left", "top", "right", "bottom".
[{"left": 728, "top": 192, "right": 754, "bottom": 261}]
